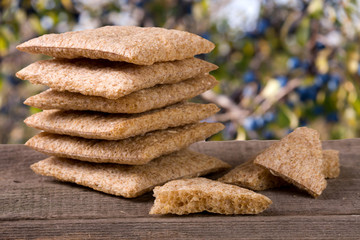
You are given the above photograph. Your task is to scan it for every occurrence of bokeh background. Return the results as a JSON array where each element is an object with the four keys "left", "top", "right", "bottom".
[{"left": 1, "top": 0, "right": 360, "bottom": 143}]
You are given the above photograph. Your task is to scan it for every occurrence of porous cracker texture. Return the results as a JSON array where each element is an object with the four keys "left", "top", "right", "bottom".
[
  {"left": 16, "top": 26, "right": 215, "bottom": 65},
  {"left": 25, "top": 122, "right": 225, "bottom": 165},
  {"left": 24, "top": 102, "right": 219, "bottom": 140},
  {"left": 149, "top": 178, "right": 272, "bottom": 215},
  {"left": 254, "top": 127, "right": 326, "bottom": 198},
  {"left": 24, "top": 74, "right": 218, "bottom": 113},
  {"left": 16, "top": 58, "right": 217, "bottom": 99},
  {"left": 218, "top": 159, "right": 287, "bottom": 191},
  {"left": 323, "top": 149, "right": 340, "bottom": 178},
  {"left": 30, "top": 150, "right": 230, "bottom": 198}
]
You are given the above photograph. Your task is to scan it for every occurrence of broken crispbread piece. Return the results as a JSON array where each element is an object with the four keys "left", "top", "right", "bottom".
[
  {"left": 30, "top": 150, "right": 231, "bottom": 198},
  {"left": 149, "top": 178, "right": 272, "bottom": 215},
  {"left": 24, "top": 74, "right": 218, "bottom": 113},
  {"left": 25, "top": 122, "right": 224, "bottom": 165},
  {"left": 24, "top": 102, "right": 219, "bottom": 140},
  {"left": 323, "top": 149, "right": 340, "bottom": 178},
  {"left": 219, "top": 149, "right": 340, "bottom": 191},
  {"left": 16, "top": 26, "right": 215, "bottom": 65},
  {"left": 16, "top": 58, "right": 217, "bottom": 99},
  {"left": 254, "top": 127, "right": 326, "bottom": 197},
  {"left": 218, "top": 159, "right": 287, "bottom": 191}
]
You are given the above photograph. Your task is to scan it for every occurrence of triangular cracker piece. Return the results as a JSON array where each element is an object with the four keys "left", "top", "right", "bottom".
[
  {"left": 24, "top": 74, "right": 217, "bottom": 113},
  {"left": 254, "top": 127, "right": 326, "bottom": 197},
  {"left": 24, "top": 102, "right": 219, "bottom": 140},
  {"left": 323, "top": 149, "right": 340, "bottom": 178},
  {"left": 16, "top": 58, "right": 217, "bottom": 99},
  {"left": 219, "top": 149, "right": 340, "bottom": 191},
  {"left": 16, "top": 26, "right": 215, "bottom": 65},
  {"left": 218, "top": 159, "right": 287, "bottom": 191},
  {"left": 26, "top": 122, "right": 224, "bottom": 165},
  {"left": 149, "top": 178, "right": 272, "bottom": 215},
  {"left": 31, "top": 150, "right": 231, "bottom": 198}
]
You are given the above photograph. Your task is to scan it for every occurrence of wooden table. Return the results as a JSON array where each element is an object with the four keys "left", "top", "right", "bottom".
[{"left": 1, "top": 140, "right": 359, "bottom": 239}]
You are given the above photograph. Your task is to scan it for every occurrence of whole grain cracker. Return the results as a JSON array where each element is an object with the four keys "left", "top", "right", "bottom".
[
  {"left": 323, "top": 149, "right": 340, "bottom": 178},
  {"left": 149, "top": 177, "right": 272, "bottom": 215},
  {"left": 24, "top": 102, "right": 219, "bottom": 140},
  {"left": 16, "top": 58, "right": 217, "bottom": 99},
  {"left": 26, "top": 122, "right": 224, "bottom": 165},
  {"left": 219, "top": 149, "right": 340, "bottom": 191},
  {"left": 24, "top": 74, "right": 218, "bottom": 113},
  {"left": 16, "top": 26, "right": 215, "bottom": 65},
  {"left": 218, "top": 159, "right": 287, "bottom": 191},
  {"left": 254, "top": 127, "right": 326, "bottom": 197},
  {"left": 30, "top": 150, "right": 231, "bottom": 198}
]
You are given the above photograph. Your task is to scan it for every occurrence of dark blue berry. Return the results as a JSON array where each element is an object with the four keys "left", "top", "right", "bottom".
[
  {"left": 243, "top": 71, "right": 256, "bottom": 83},
  {"left": 287, "top": 57, "right": 302, "bottom": 70}
]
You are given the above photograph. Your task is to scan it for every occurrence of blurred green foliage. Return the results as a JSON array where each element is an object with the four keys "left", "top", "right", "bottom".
[{"left": 1, "top": 0, "right": 360, "bottom": 143}]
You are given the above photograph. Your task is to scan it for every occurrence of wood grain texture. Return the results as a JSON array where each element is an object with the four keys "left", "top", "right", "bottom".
[{"left": 0, "top": 140, "right": 359, "bottom": 239}]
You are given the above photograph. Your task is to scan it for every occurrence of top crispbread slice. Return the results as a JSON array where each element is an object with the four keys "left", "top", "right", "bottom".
[
  {"left": 149, "top": 177, "right": 272, "bottom": 215},
  {"left": 16, "top": 26, "right": 215, "bottom": 65},
  {"left": 30, "top": 150, "right": 231, "bottom": 198},
  {"left": 16, "top": 58, "right": 217, "bottom": 99},
  {"left": 322, "top": 149, "right": 340, "bottom": 178},
  {"left": 24, "top": 74, "right": 218, "bottom": 114},
  {"left": 25, "top": 122, "right": 225, "bottom": 165},
  {"left": 24, "top": 102, "right": 219, "bottom": 140},
  {"left": 254, "top": 127, "right": 326, "bottom": 197}
]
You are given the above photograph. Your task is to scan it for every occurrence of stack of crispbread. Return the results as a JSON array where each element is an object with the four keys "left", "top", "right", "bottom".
[{"left": 17, "top": 26, "right": 231, "bottom": 198}]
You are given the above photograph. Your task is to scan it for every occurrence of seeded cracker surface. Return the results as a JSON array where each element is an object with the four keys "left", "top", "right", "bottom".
[
  {"left": 30, "top": 150, "right": 230, "bottom": 198},
  {"left": 24, "top": 74, "right": 217, "bottom": 113},
  {"left": 16, "top": 58, "right": 217, "bottom": 99},
  {"left": 218, "top": 159, "right": 287, "bottom": 191},
  {"left": 254, "top": 127, "right": 326, "bottom": 197},
  {"left": 149, "top": 178, "right": 272, "bottom": 215},
  {"left": 24, "top": 102, "right": 219, "bottom": 140},
  {"left": 322, "top": 149, "right": 340, "bottom": 178},
  {"left": 16, "top": 26, "right": 215, "bottom": 65},
  {"left": 26, "top": 122, "right": 225, "bottom": 165}
]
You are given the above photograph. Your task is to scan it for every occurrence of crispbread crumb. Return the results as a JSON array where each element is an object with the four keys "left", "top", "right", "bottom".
[
  {"left": 24, "top": 74, "right": 218, "bottom": 113},
  {"left": 26, "top": 122, "right": 225, "bottom": 165},
  {"left": 254, "top": 127, "right": 326, "bottom": 197},
  {"left": 24, "top": 102, "right": 219, "bottom": 140},
  {"left": 149, "top": 178, "right": 272, "bottom": 215},
  {"left": 16, "top": 58, "right": 217, "bottom": 99},
  {"left": 16, "top": 26, "right": 215, "bottom": 65},
  {"left": 323, "top": 149, "right": 340, "bottom": 178},
  {"left": 218, "top": 159, "right": 287, "bottom": 191},
  {"left": 30, "top": 150, "right": 231, "bottom": 198}
]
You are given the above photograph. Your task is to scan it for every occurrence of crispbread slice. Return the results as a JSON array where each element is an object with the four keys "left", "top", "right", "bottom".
[
  {"left": 30, "top": 150, "right": 231, "bottom": 198},
  {"left": 254, "top": 127, "right": 326, "bottom": 197},
  {"left": 24, "top": 102, "right": 219, "bottom": 140},
  {"left": 149, "top": 178, "right": 272, "bottom": 215},
  {"left": 16, "top": 58, "right": 217, "bottom": 99},
  {"left": 24, "top": 74, "right": 217, "bottom": 113},
  {"left": 16, "top": 26, "right": 215, "bottom": 65},
  {"left": 219, "top": 149, "right": 340, "bottom": 191},
  {"left": 323, "top": 149, "right": 340, "bottom": 178},
  {"left": 218, "top": 159, "right": 287, "bottom": 191},
  {"left": 26, "top": 122, "right": 224, "bottom": 165}
]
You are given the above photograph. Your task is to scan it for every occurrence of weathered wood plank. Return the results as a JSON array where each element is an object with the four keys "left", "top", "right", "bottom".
[
  {"left": 0, "top": 141, "right": 359, "bottom": 239},
  {"left": 1, "top": 178, "right": 359, "bottom": 220},
  {"left": 1, "top": 215, "right": 359, "bottom": 239},
  {"left": 0, "top": 142, "right": 359, "bottom": 221}
]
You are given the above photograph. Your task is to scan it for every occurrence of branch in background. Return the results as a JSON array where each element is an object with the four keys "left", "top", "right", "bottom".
[
  {"left": 201, "top": 78, "right": 301, "bottom": 127},
  {"left": 201, "top": 90, "right": 250, "bottom": 125},
  {"left": 256, "top": 78, "right": 302, "bottom": 115}
]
